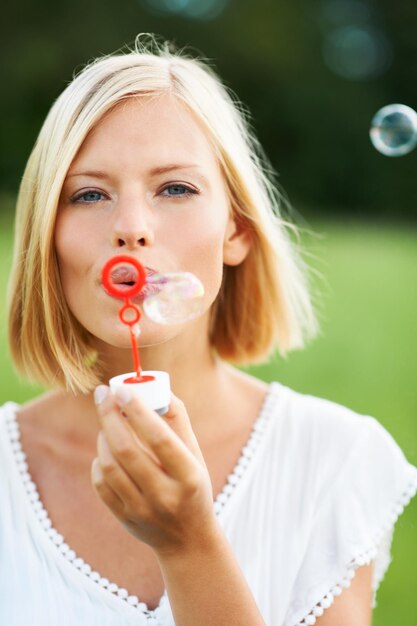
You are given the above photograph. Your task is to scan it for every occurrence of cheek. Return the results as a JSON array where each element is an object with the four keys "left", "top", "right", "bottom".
[
  {"left": 55, "top": 217, "right": 76, "bottom": 289},
  {"left": 169, "top": 217, "right": 227, "bottom": 302},
  {"left": 54, "top": 213, "right": 94, "bottom": 298}
]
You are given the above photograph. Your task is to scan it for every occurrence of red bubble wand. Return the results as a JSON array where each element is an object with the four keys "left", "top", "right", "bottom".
[{"left": 101, "top": 255, "right": 154, "bottom": 384}]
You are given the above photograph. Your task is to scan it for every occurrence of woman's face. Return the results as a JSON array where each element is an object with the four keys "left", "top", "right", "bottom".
[{"left": 55, "top": 94, "right": 250, "bottom": 352}]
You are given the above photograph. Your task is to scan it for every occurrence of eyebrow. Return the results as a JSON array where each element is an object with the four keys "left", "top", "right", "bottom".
[{"left": 66, "top": 164, "right": 203, "bottom": 179}]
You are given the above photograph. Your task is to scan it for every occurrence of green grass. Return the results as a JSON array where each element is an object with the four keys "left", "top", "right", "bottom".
[
  {"left": 1, "top": 211, "right": 416, "bottom": 624},
  {"left": 0, "top": 210, "right": 45, "bottom": 401}
]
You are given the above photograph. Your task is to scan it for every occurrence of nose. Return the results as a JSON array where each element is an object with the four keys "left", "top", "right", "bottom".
[{"left": 111, "top": 202, "right": 154, "bottom": 250}]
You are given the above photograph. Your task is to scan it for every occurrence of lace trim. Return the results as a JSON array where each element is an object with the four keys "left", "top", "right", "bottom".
[
  {"left": 3, "top": 384, "right": 279, "bottom": 621},
  {"left": 293, "top": 467, "right": 417, "bottom": 625}
]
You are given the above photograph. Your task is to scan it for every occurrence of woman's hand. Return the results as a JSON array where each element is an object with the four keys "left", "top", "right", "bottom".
[{"left": 91, "top": 385, "right": 218, "bottom": 558}]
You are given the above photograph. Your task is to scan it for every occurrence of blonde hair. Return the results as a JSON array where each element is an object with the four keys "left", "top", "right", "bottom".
[{"left": 7, "top": 34, "right": 320, "bottom": 394}]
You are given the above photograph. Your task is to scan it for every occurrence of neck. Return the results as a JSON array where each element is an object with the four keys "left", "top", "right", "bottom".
[
  {"left": 39, "top": 320, "right": 268, "bottom": 457},
  {"left": 69, "top": 316, "right": 238, "bottom": 440}
]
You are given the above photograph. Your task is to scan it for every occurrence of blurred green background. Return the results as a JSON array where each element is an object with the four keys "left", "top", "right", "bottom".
[{"left": 1, "top": 0, "right": 416, "bottom": 624}]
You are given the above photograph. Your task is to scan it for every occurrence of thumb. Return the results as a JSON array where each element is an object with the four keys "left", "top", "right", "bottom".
[{"left": 162, "top": 393, "right": 207, "bottom": 467}]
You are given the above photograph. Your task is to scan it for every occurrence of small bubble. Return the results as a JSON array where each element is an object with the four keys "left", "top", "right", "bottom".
[
  {"left": 143, "top": 272, "right": 205, "bottom": 325},
  {"left": 370, "top": 104, "right": 417, "bottom": 157},
  {"left": 131, "top": 324, "right": 141, "bottom": 337}
]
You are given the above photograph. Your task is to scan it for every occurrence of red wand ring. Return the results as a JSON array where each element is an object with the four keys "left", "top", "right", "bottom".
[{"left": 101, "top": 255, "right": 154, "bottom": 383}]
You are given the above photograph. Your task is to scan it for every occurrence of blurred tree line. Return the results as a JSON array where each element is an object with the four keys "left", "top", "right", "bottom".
[{"left": 1, "top": 0, "right": 416, "bottom": 220}]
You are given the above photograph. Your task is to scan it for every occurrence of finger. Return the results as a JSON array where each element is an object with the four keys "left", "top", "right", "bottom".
[
  {"left": 98, "top": 400, "right": 174, "bottom": 496},
  {"left": 114, "top": 389, "right": 197, "bottom": 481},
  {"left": 96, "top": 385, "right": 198, "bottom": 459},
  {"left": 97, "top": 429, "right": 146, "bottom": 499},
  {"left": 96, "top": 386, "right": 160, "bottom": 461},
  {"left": 91, "top": 456, "right": 126, "bottom": 519},
  {"left": 94, "top": 385, "right": 158, "bottom": 463},
  {"left": 162, "top": 393, "right": 207, "bottom": 466}
]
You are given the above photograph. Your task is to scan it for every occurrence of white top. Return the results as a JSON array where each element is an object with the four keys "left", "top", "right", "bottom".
[{"left": 1, "top": 381, "right": 416, "bottom": 626}]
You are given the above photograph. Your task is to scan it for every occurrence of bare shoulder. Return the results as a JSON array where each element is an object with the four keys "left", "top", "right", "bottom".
[
  {"left": 16, "top": 391, "right": 67, "bottom": 438},
  {"left": 15, "top": 390, "right": 97, "bottom": 462},
  {"left": 315, "top": 563, "right": 374, "bottom": 626},
  {"left": 18, "top": 389, "right": 63, "bottom": 414}
]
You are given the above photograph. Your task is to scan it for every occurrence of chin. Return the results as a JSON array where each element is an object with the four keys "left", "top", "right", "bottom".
[
  {"left": 99, "top": 323, "right": 182, "bottom": 349},
  {"left": 91, "top": 308, "right": 207, "bottom": 353},
  {"left": 137, "top": 323, "right": 186, "bottom": 348}
]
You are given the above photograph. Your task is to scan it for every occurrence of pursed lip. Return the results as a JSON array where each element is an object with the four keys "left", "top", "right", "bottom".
[
  {"left": 111, "top": 265, "right": 158, "bottom": 284},
  {"left": 131, "top": 282, "right": 162, "bottom": 303},
  {"left": 100, "top": 263, "right": 160, "bottom": 300}
]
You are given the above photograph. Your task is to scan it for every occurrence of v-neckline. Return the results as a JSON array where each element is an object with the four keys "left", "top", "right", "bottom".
[{"left": 2, "top": 382, "right": 280, "bottom": 617}]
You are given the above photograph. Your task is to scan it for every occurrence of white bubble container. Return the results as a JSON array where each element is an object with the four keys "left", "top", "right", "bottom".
[{"left": 109, "top": 371, "right": 171, "bottom": 416}]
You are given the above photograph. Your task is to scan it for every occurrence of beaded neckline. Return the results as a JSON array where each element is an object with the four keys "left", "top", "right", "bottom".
[{"left": 3, "top": 382, "right": 280, "bottom": 621}]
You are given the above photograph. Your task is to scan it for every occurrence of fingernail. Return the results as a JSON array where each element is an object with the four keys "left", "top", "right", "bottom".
[
  {"left": 115, "top": 385, "right": 132, "bottom": 405},
  {"left": 94, "top": 385, "right": 109, "bottom": 405},
  {"left": 91, "top": 458, "right": 103, "bottom": 483}
]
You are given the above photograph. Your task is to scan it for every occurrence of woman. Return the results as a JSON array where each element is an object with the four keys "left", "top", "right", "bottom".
[{"left": 2, "top": 35, "right": 416, "bottom": 626}]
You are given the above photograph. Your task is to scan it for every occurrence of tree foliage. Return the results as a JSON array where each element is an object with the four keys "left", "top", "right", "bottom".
[{"left": 1, "top": 0, "right": 416, "bottom": 218}]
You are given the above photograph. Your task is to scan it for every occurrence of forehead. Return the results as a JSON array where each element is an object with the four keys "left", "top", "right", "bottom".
[{"left": 69, "top": 94, "right": 220, "bottom": 174}]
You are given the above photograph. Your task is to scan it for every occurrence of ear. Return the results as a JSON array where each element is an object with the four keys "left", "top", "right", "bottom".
[{"left": 223, "top": 213, "right": 252, "bottom": 267}]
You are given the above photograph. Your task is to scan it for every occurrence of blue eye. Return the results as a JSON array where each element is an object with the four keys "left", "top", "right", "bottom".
[
  {"left": 160, "top": 184, "right": 196, "bottom": 197},
  {"left": 71, "top": 190, "right": 106, "bottom": 203}
]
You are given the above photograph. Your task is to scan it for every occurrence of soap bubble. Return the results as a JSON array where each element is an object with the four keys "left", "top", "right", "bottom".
[
  {"left": 370, "top": 104, "right": 417, "bottom": 157},
  {"left": 143, "top": 272, "right": 205, "bottom": 324}
]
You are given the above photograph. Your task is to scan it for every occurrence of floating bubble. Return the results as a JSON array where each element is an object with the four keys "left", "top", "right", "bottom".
[
  {"left": 370, "top": 104, "right": 417, "bottom": 157},
  {"left": 143, "top": 272, "right": 205, "bottom": 325}
]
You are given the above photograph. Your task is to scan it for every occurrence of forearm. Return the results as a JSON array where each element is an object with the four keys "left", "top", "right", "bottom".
[{"left": 156, "top": 523, "right": 266, "bottom": 626}]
